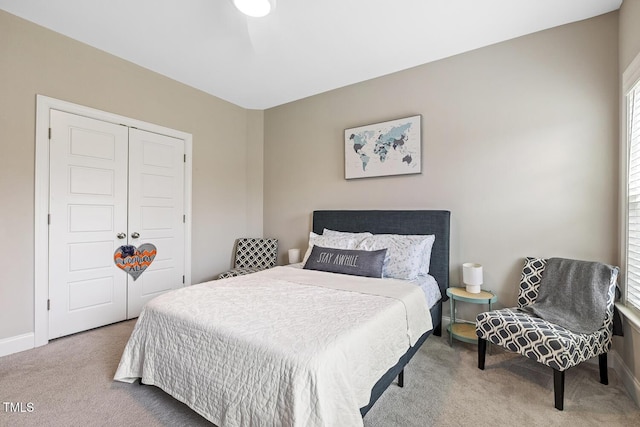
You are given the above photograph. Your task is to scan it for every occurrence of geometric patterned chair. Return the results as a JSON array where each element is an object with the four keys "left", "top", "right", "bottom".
[
  {"left": 475, "top": 257, "right": 618, "bottom": 410},
  {"left": 217, "top": 238, "right": 278, "bottom": 279}
]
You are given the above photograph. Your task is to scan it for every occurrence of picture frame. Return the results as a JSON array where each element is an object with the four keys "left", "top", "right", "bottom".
[{"left": 344, "top": 115, "right": 421, "bottom": 179}]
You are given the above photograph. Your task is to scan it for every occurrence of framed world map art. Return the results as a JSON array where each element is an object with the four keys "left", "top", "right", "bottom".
[{"left": 344, "top": 115, "right": 421, "bottom": 179}]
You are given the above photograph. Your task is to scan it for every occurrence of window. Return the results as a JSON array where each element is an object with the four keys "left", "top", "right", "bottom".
[
  {"left": 622, "top": 53, "right": 640, "bottom": 330},
  {"left": 626, "top": 80, "right": 640, "bottom": 314}
]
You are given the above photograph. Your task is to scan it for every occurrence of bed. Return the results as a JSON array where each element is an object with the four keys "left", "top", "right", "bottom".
[{"left": 114, "top": 210, "right": 450, "bottom": 426}]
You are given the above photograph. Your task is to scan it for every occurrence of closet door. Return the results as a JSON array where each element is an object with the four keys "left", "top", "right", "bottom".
[
  {"left": 48, "top": 110, "right": 129, "bottom": 339},
  {"left": 48, "top": 111, "right": 187, "bottom": 338},
  {"left": 126, "top": 129, "right": 185, "bottom": 318}
]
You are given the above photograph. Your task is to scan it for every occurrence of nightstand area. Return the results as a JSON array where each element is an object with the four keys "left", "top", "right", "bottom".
[{"left": 446, "top": 287, "right": 497, "bottom": 346}]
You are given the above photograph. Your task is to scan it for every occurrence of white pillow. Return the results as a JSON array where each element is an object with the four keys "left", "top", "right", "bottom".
[
  {"left": 357, "top": 234, "right": 435, "bottom": 280},
  {"left": 322, "top": 228, "right": 372, "bottom": 243},
  {"left": 302, "top": 232, "right": 359, "bottom": 264},
  {"left": 418, "top": 235, "right": 436, "bottom": 275}
]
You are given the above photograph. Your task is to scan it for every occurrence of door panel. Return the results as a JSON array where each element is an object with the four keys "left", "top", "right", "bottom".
[
  {"left": 69, "top": 127, "right": 117, "bottom": 159},
  {"left": 68, "top": 277, "right": 114, "bottom": 310},
  {"left": 69, "top": 166, "right": 115, "bottom": 195},
  {"left": 126, "top": 128, "right": 185, "bottom": 318},
  {"left": 49, "top": 110, "right": 128, "bottom": 339},
  {"left": 141, "top": 268, "right": 175, "bottom": 295},
  {"left": 68, "top": 241, "right": 114, "bottom": 271},
  {"left": 68, "top": 205, "right": 114, "bottom": 231}
]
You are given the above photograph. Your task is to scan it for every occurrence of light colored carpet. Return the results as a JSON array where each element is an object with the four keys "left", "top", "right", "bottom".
[{"left": 1, "top": 319, "right": 638, "bottom": 426}]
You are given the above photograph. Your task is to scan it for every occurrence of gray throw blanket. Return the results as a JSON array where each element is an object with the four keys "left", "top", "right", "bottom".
[{"left": 522, "top": 258, "right": 617, "bottom": 334}]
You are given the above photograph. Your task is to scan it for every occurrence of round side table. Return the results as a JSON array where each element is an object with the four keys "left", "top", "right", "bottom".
[{"left": 446, "top": 287, "right": 497, "bottom": 346}]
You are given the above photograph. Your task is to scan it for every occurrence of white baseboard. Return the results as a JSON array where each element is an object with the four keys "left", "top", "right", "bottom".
[
  {"left": 0, "top": 333, "right": 34, "bottom": 358},
  {"left": 611, "top": 350, "right": 640, "bottom": 407}
]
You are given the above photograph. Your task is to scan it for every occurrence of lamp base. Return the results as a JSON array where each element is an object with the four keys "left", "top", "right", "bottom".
[{"left": 466, "top": 284, "right": 481, "bottom": 294}]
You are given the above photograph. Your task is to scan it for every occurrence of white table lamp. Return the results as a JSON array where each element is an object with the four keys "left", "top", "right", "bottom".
[
  {"left": 462, "top": 262, "right": 483, "bottom": 293},
  {"left": 288, "top": 248, "right": 301, "bottom": 264}
]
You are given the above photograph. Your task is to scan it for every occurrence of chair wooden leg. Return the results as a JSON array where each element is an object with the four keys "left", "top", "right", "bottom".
[
  {"left": 398, "top": 369, "right": 404, "bottom": 388},
  {"left": 553, "top": 369, "right": 564, "bottom": 411},
  {"left": 599, "top": 353, "right": 608, "bottom": 385},
  {"left": 478, "top": 338, "right": 487, "bottom": 370}
]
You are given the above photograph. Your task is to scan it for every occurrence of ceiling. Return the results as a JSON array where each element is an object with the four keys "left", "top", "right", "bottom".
[{"left": 0, "top": 0, "right": 623, "bottom": 109}]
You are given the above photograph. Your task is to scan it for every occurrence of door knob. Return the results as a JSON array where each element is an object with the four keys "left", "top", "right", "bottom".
[
  {"left": 117, "top": 233, "right": 126, "bottom": 239},
  {"left": 131, "top": 232, "right": 140, "bottom": 239}
]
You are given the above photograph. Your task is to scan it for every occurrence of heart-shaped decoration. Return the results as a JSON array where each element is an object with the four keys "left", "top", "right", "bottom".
[{"left": 114, "top": 243, "right": 157, "bottom": 281}]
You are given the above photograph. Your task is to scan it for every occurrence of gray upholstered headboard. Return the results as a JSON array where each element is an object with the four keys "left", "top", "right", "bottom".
[{"left": 312, "top": 210, "right": 450, "bottom": 301}]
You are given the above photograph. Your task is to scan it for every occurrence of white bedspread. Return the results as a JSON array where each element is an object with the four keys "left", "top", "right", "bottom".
[{"left": 114, "top": 266, "right": 433, "bottom": 427}]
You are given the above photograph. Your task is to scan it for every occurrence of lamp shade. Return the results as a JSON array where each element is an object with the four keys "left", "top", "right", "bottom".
[
  {"left": 233, "top": 0, "right": 275, "bottom": 17},
  {"left": 462, "top": 262, "right": 483, "bottom": 293},
  {"left": 288, "top": 248, "right": 301, "bottom": 264}
]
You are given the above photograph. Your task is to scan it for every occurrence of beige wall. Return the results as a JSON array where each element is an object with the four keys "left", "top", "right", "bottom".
[
  {"left": 0, "top": 10, "right": 261, "bottom": 340},
  {"left": 616, "top": 0, "right": 640, "bottom": 405},
  {"left": 247, "top": 110, "right": 265, "bottom": 237},
  {"left": 264, "top": 13, "right": 619, "bottom": 318},
  {"left": 620, "top": 0, "right": 640, "bottom": 70}
]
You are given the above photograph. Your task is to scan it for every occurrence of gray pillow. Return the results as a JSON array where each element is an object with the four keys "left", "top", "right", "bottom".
[{"left": 303, "top": 245, "right": 387, "bottom": 278}]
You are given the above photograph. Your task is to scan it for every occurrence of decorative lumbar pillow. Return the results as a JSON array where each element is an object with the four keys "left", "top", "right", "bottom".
[
  {"left": 303, "top": 245, "right": 387, "bottom": 278},
  {"left": 301, "top": 232, "right": 359, "bottom": 264},
  {"left": 357, "top": 234, "right": 434, "bottom": 280}
]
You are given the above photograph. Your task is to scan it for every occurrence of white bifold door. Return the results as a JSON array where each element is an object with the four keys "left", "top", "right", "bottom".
[{"left": 48, "top": 110, "right": 185, "bottom": 339}]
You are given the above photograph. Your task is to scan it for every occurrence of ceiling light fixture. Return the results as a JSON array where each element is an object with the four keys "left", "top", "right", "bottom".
[{"left": 233, "top": 0, "right": 275, "bottom": 18}]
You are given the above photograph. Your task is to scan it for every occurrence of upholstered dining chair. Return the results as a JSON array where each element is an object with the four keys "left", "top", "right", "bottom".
[
  {"left": 218, "top": 238, "right": 279, "bottom": 279},
  {"left": 475, "top": 257, "right": 618, "bottom": 410}
]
